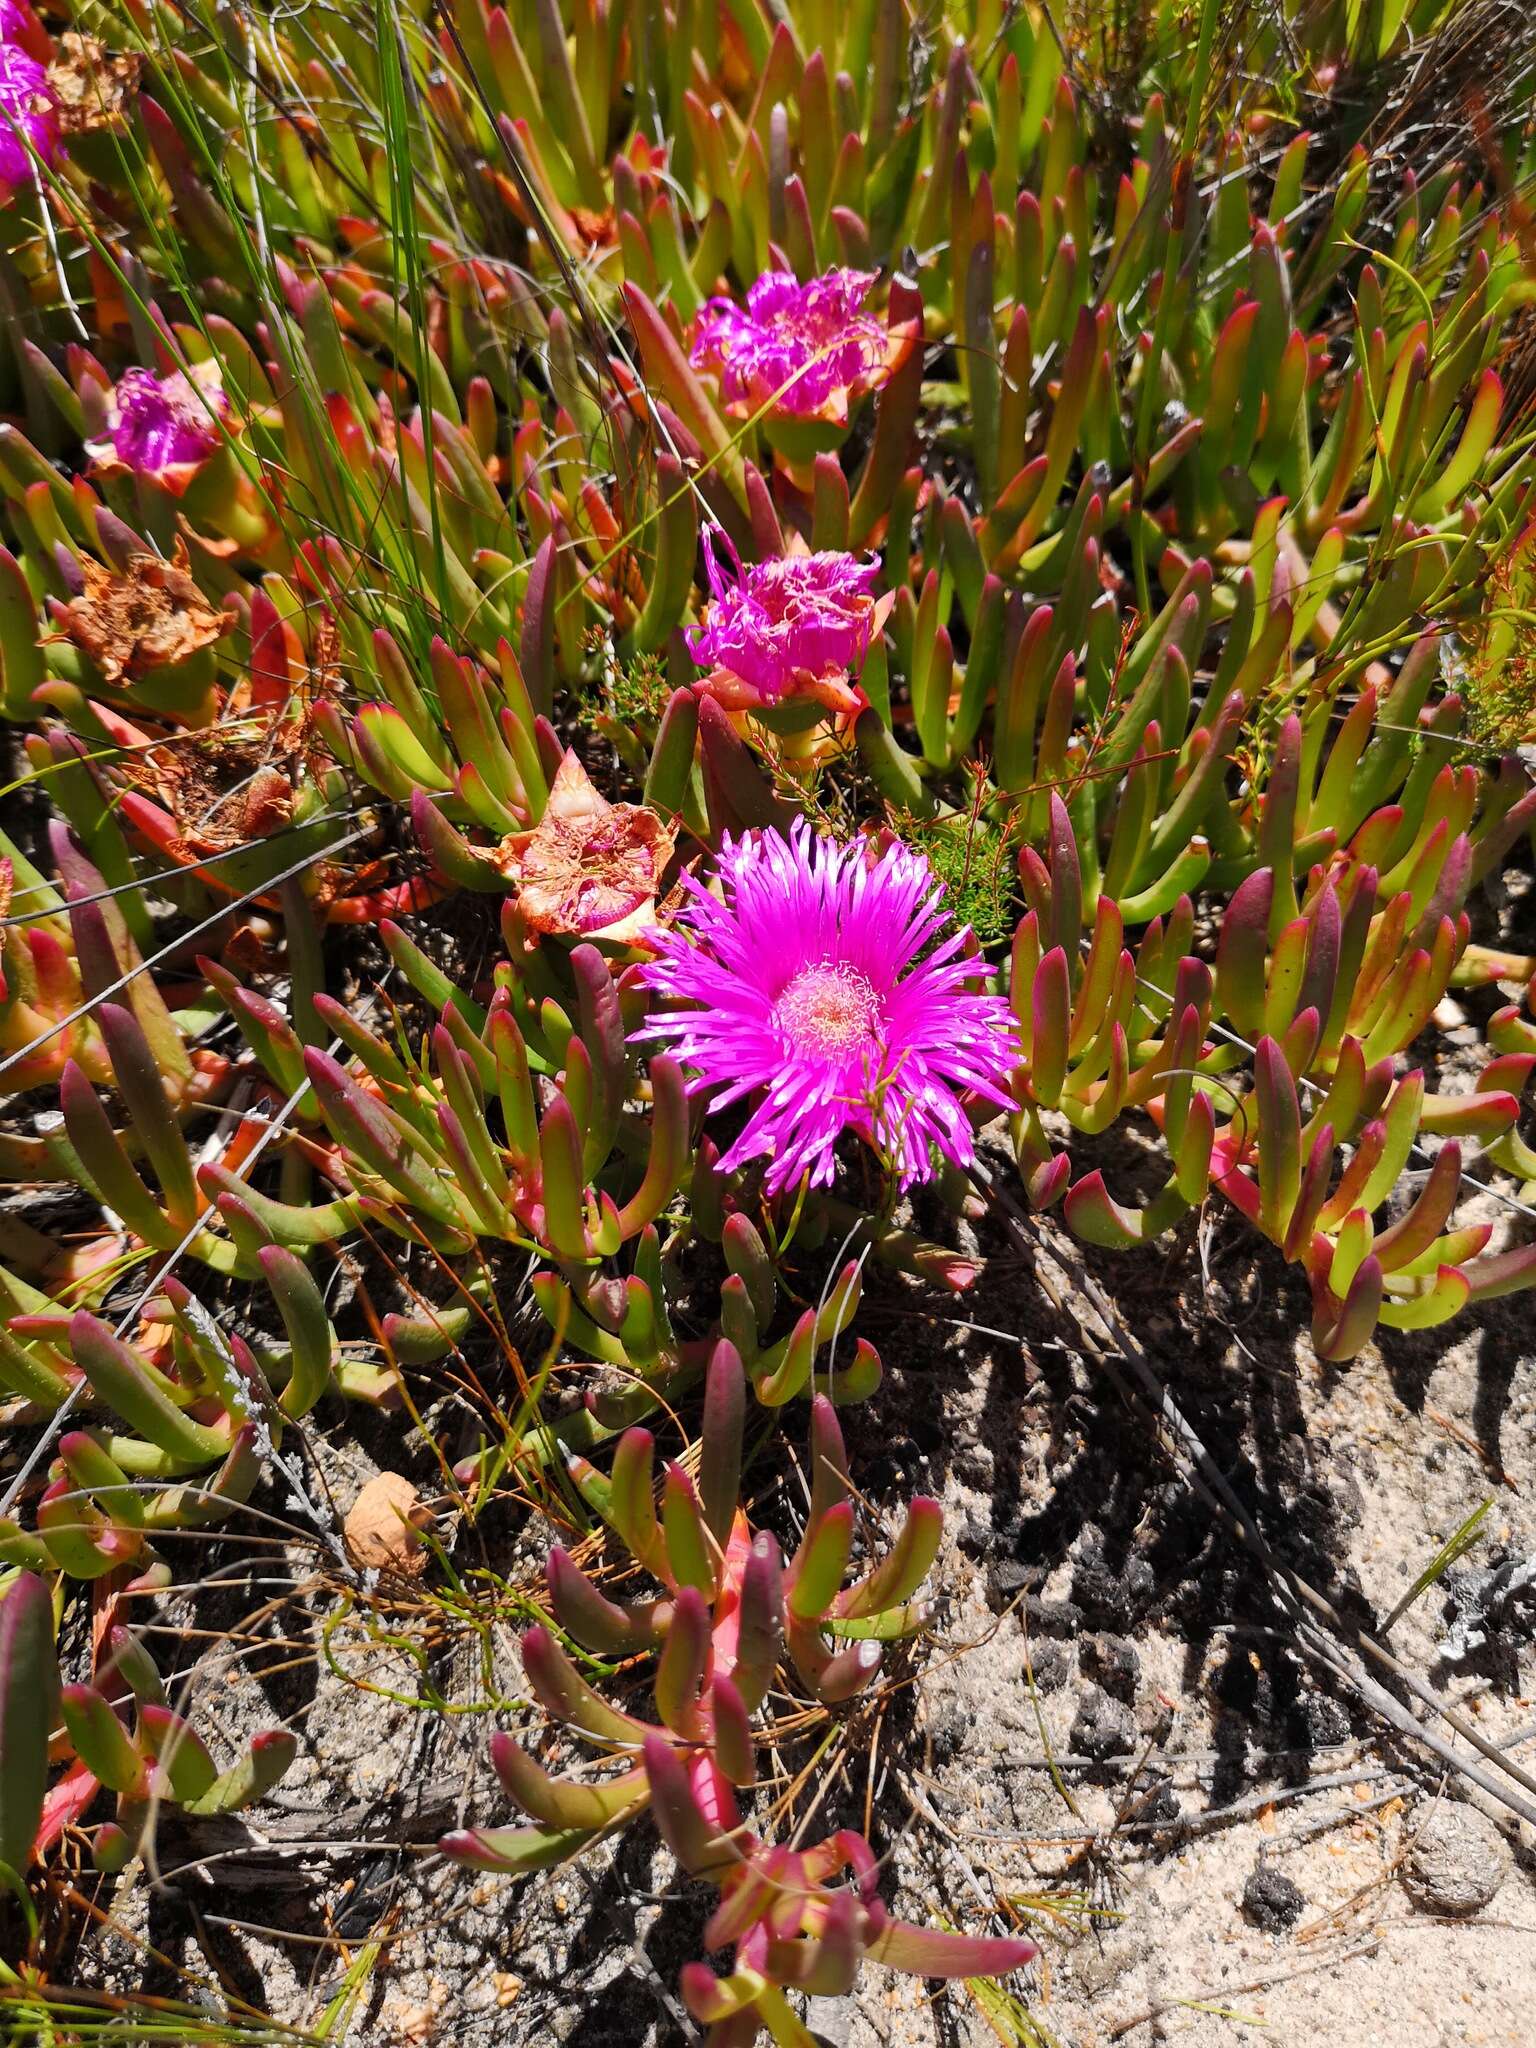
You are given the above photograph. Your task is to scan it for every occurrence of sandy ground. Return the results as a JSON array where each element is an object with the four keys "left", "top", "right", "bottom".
[{"left": 59, "top": 1186, "right": 1536, "bottom": 2048}]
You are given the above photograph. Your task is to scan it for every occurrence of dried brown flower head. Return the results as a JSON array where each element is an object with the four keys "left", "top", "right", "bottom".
[
  {"left": 54, "top": 540, "right": 228, "bottom": 684},
  {"left": 130, "top": 746, "right": 296, "bottom": 859},
  {"left": 493, "top": 749, "right": 677, "bottom": 944},
  {"left": 46, "top": 32, "right": 142, "bottom": 138}
]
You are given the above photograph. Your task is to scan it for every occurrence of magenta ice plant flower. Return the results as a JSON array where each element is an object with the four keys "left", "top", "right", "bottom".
[
  {"left": 690, "top": 267, "right": 913, "bottom": 424},
  {"left": 635, "top": 824, "right": 1019, "bottom": 1196},
  {"left": 86, "top": 360, "right": 231, "bottom": 494},
  {"left": 0, "top": 40, "right": 59, "bottom": 189},
  {"left": 688, "top": 530, "right": 893, "bottom": 714}
]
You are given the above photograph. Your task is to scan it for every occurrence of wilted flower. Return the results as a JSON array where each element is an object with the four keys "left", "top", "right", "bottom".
[
  {"left": 688, "top": 530, "right": 892, "bottom": 714},
  {"left": 494, "top": 749, "right": 678, "bottom": 944},
  {"left": 568, "top": 204, "right": 618, "bottom": 251},
  {"left": 120, "top": 729, "right": 296, "bottom": 863},
  {"left": 46, "top": 32, "right": 143, "bottom": 137},
  {"left": 691, "top": 267, "right": 911, "bottom": 424},
  {"left": 636, "top": 823, "right": 1018, "bottom": 1195},
  {"left": 51, "top": 540, "right": 229, "bottom": 684},
  {"left": 0, "top": 41, "right": 59, "bottom": 189},
  {"left": 86, "top": 360, "right": 231, "bottom": 494}
]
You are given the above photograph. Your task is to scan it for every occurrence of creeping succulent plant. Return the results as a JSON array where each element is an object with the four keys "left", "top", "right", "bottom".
[
  {"left": 444, "top": 1344, "right": 1033, "bottom": 2039},
  {"left": 0, "top": 0, "right": 1533, "bottom": 2038}
]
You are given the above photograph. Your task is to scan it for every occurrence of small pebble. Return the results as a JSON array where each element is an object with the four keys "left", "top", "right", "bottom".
[
  {"left": 1070, "top": 1683, "right": 1135, "bottom": 1761},
  {"left": 1024, "top": 1593, "right": 1084, "bottom": 1638},
  {"left": 1071, "top": 1538, "right": 1155, "bottom": 1631},
  {"left": 1292, "top": 1692, "right": 1351, "bottom": 1749},
  {"left": 1404, "top": 1803, "right": 1512, "bottom": 1916},
  {"left": 1081, "top": 1632, "right": 1140, "bottom": 1702},
  {"left": 1027, "top": 1639, "right": 1070, "bottom": 1693},
  {"left": 805, "top": 1994, "right": 854, "bottom": 2047},
  {"left": 926, "top": 1699, "right": 970, "bottom": 1763},
  {"left": 1133, "top": 1773, "right": 1181, "bottom": 1825},
  {"left": 1242, "top": 1863, "right": 1306, "bottom": 1932},
  {"left": 984, "top": 1557, "right": 1035, "bottom": 1608}
]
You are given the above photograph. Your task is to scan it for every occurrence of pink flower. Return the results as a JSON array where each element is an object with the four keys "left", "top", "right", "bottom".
[
  {"left": 691, "top": 268, "right": 913, "bottom": 424},
  {"left": 635, "top": 824, "right": 1018, "bottom": 1196},
  {"left": 86, "top": 360, "right": 230, "bottom": 493},
  {"left": 687, "top": 530, "right": 892, "bottom": 714},
  {"left": 0, "top": 41, "right": 59, "bottom": 188}
]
